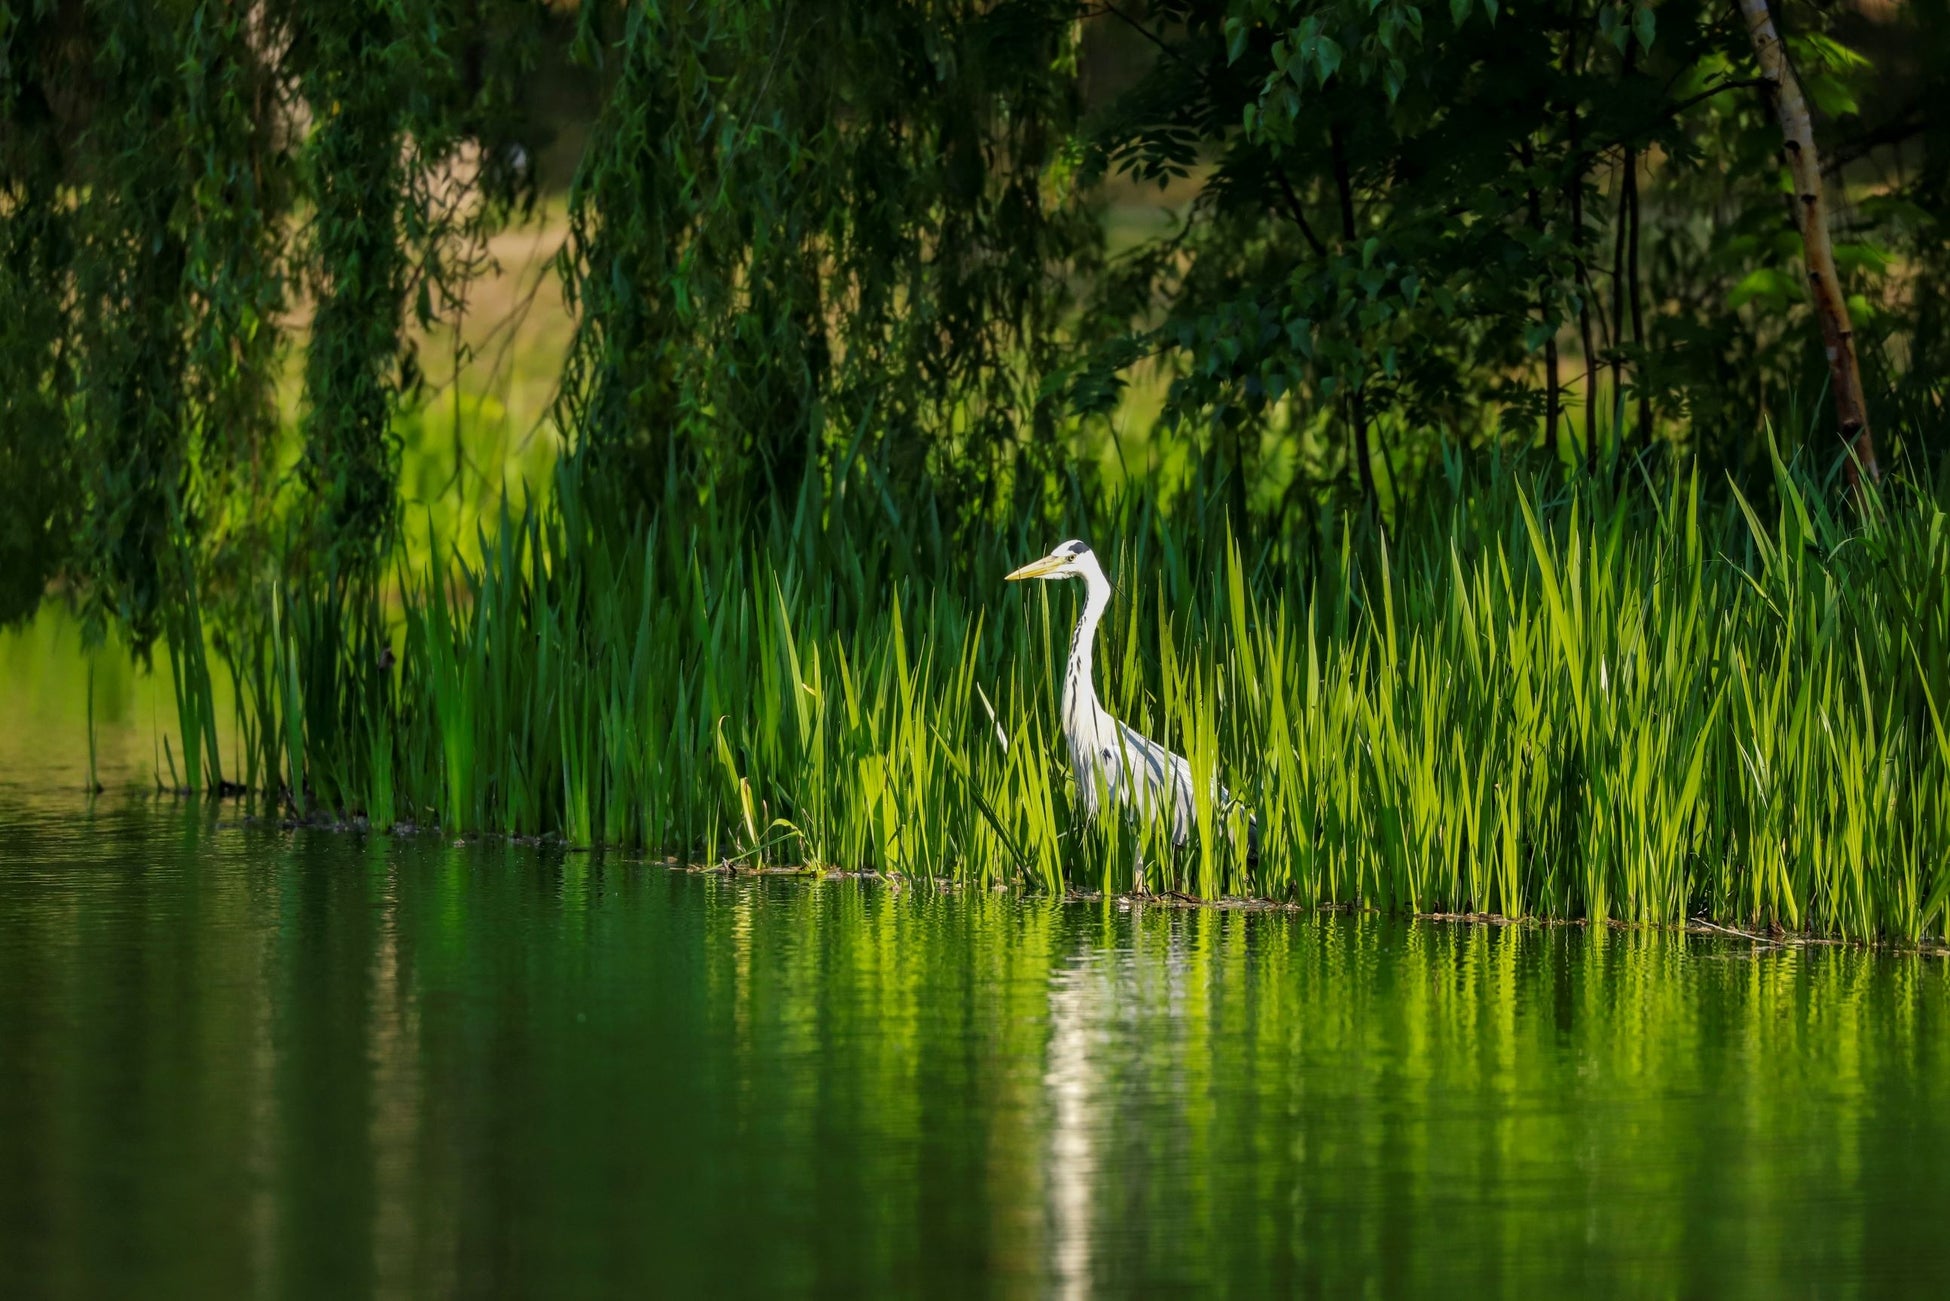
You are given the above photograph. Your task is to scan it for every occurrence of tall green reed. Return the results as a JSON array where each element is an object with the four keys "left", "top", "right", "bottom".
[{"left": 161, "top": 451, "right": 1950, "bottom": 943}]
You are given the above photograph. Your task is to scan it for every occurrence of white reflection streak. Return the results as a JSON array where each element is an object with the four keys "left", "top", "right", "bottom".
[
  {"left": 370, "top": 862, "right": 426, "bottom": 1301},
  {"left": 1045, "top": 963, "right": 1097, "bottom": 1301}
]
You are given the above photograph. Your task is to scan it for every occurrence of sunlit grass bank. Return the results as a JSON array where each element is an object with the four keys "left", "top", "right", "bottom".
[{"left": 150, "top": 451, "right": 1950, "bottom": 944}]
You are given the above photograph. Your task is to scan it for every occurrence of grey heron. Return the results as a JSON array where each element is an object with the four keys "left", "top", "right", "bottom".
[{"left": 1006, "top": 539, "right": 1249, "bottom": 890}]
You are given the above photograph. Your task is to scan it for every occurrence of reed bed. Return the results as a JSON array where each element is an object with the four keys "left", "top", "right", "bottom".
[{"left": 166, "top": 451, "right": 1950, "bottom": 943}]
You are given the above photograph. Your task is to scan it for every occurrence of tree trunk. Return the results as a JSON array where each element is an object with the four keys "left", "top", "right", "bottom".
[
  {"left": 1626, "top": 146, "right": 1650, "bottom": 447},
  {"left": 1521, "top": 138, "right": 1562, "bottom": 460},
  {"left": 1330, "top": 124, "right": 1379, "bottom": 507},
  {"left": 1611, "top": 44, "right": 1638, "bottom": 455},
  {"left": 1563, "top": 14, "right": 1598, "bottom": 474},
  {"left": 1739, "top": 0, "right": 1878, "bottom": 485}
]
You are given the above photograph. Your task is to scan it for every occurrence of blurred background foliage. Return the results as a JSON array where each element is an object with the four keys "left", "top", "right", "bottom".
[{"left": 2, "top": 0, "right": 1947, "bottom": 650}]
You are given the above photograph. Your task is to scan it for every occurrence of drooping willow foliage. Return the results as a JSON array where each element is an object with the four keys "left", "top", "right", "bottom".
[
  {"left": 293, "top": 0, "right": 543, "bottom": 575},
  {"left": 3, "top": 1, "right": 238, "bottom": 644},
  {"left": 1, "top": 0, "right": 1104, "bottom": 647},
  {"left": 0, "top": 0, "right": 541, "bottom": 648},
  {"left": 554, "top": 0, "right": 1102, "bottom": 515}
]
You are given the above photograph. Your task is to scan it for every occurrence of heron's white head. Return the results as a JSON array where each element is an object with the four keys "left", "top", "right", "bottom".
[{"left": 1005, "top": 539, "right": 1096, "bottom": 583}]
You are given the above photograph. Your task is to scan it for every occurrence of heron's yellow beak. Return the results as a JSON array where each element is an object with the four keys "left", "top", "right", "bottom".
[{"left": 1005, "top": 554, "right": 1067, "bottom": 581}]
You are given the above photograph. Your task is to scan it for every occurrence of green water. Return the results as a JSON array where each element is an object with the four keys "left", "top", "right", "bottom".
[
  {"left": 2, "top": 793, "right": 1946, "bottom": 1297},
  {"left": 2, "top": 621, "right": 1948, "bottom": 1296}
]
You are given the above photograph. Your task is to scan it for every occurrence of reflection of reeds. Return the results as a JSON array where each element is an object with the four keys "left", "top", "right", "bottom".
[{"left": 157, "top": 450, "right": 1950, "bottom": 942}]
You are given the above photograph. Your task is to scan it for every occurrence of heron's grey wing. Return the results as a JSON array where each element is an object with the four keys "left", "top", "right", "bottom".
[{"left": 1115, "top": 722, "right": 1197, "bottom": 845}]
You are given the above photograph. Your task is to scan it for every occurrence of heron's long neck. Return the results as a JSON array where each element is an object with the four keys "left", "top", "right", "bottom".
[{"left": 1063, "top": 566, "right": 1113, "bottom": 727}]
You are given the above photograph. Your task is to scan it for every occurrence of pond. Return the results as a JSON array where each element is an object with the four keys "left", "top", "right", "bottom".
[{"left": 2, "top": 620, "right": 1947, "bottom": 1296}]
